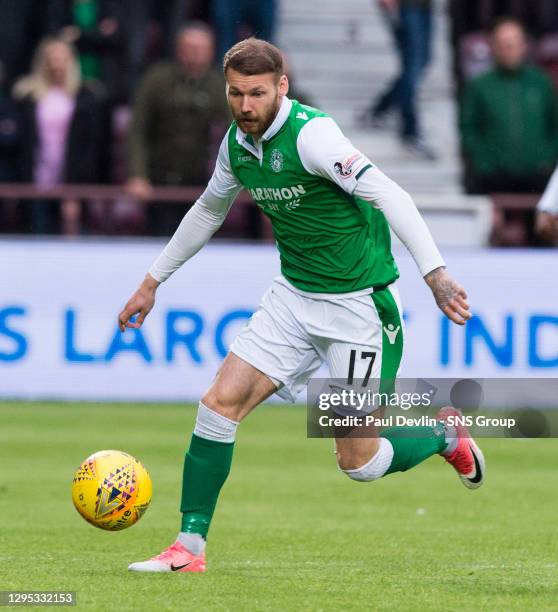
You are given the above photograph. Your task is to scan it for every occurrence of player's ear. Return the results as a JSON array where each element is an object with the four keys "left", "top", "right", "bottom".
[{"left": 278, "top": 74, "right": 289, "bottom": 97}]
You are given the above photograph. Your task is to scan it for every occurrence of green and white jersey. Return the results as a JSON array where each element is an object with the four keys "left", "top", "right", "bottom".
[
  {"left": 149, "top": 97, "right": 445, "bottom": 293},
  {"left": 226, "top": 98, "right": 398, "bottom": 293}
]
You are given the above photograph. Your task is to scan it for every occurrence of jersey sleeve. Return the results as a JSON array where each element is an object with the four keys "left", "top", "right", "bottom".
[
  {"left": 538, "top": 164, "right": 558, "bottom": 214},
  {"left": 148, "top": 135, "right": 242, "bottom": 282},
  {"left": 296, "top": 117, "right": 374, "bottom": 194},
  {"left": 353, "top": 169, "right": 445, "bottom": 277},
  {"left": 204, "top": 131, "right": 243, "bottom": 202}
]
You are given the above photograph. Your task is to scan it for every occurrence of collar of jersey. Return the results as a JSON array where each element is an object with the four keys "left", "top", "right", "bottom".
[{"left": 235, "top": 96, "right": 292, "bottom": 164}]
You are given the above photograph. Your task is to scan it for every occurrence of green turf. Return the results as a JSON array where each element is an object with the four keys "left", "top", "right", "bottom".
[{"left": 1, "top": 402, "right": 557, "bottom": 611}]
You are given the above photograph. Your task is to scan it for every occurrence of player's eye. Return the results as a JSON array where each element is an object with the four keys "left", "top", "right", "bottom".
[{"left": 253, "top": 91, "right": 264, "bottom": 97}]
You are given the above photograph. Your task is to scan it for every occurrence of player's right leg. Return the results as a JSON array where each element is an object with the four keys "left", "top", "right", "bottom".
[
  {"left": 129, "top": 279, "right": 320, "bottom": 574},
  {"left": 128, "top": 353, "right": 277, "bottom": 573}
]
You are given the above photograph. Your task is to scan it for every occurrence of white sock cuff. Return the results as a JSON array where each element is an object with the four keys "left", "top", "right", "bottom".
[
  {"left": 193, "top": 401, "right": 239, "bottom": 443},
  {"left": 442, "top": 423, "right": 458, "bottom": 456},
  {"left": 342, "top": 438, "right": 394, "bottom": 482},
  {"left": 177, "top": 532, "right": 206, "bottom": 555}
]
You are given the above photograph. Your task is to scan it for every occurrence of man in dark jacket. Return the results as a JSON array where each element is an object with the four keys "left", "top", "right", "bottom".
[
  {"left": 460, "top": 18, "right": 558, "bottom": 194},
  {"left": 126, "top": 22, "right": 229, "bottom": 235}
]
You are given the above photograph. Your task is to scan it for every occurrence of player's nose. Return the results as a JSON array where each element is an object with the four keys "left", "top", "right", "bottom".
[{"left": 241, "top": 96, "right": 253, "bottom": 113}]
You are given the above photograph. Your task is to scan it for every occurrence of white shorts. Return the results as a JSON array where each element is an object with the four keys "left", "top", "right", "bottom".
[{"left": 230, "top": 276, "right": 405, "bottom": 402}]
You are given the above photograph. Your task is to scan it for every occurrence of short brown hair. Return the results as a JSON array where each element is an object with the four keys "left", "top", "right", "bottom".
[{"left": 223, "top": 38, "right": 283, "bottom": 78}]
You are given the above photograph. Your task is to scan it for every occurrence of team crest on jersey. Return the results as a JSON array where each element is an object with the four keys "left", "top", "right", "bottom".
[{"left": 270, "top": 149, "right": 284, "bottom": 173}]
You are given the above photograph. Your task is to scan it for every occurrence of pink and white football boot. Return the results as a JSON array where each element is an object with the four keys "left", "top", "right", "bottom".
[
  {"left": 436, "top": 406, "right": 485, "bottom": 489},
  {"left": 128, "top": 541, "right": 206, "bottom": 573}
]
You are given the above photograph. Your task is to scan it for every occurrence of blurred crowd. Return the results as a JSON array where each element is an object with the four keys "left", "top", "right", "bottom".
[
  {"left": 452, "top": 2, "right": 558, "bottom": 245},
  {"left": 362, "top": 0, "right": 558, "bottom": 246},
  {"left": 0, "top": 0, "right": 278, "bottom": 236},
  {"left": 0, "top": 0, "right": 557, "bottom": 245}
]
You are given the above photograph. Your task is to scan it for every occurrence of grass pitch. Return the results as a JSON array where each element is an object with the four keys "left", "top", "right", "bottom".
[{"left": 1, "top": 401, "right": 557, "bottom": 611}]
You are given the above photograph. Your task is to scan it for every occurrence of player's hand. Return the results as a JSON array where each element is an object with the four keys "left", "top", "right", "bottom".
[
  {"left": 118, "top": 274, "right": 160, "bottom": 332},
  {"left": 535, "top": 211, "right": 558, "bottom": 243},
  {"left": 424, "top": 267, "right": 471, "bottom": 326}
]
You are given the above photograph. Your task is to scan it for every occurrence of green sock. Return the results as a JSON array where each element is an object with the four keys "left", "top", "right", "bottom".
[
  {"left": 180, "top": 434, "right": 234, "bottom": 537},
  {"left": 381, "top": 423, "right": 447, "bottom": 475}
]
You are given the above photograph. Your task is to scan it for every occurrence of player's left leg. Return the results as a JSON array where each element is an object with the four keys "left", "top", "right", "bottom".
[
  {"left": 324, "top": 285, "right": 484, "bottom": 487},
  {"left": 335, "top": 407, "right": 485, "bottom": 488},
  {"left": 333, "top": 390, "right": 451, "bottom": 482},
  {"left": 336, "top": 419, "right": 447, "bottom": 481}
]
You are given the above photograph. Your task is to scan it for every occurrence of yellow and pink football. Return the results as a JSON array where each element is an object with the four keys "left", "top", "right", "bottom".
[{"left": 71, "top": 450, "right": 152, "bottom": 531}]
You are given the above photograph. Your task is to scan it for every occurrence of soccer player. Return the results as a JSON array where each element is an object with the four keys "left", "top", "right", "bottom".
[
  {"left": 536, "top": 164, "right": 558, "bottom": 243},
  {"left": 119, "top": 39, "right": 484, "bottom": 574}
]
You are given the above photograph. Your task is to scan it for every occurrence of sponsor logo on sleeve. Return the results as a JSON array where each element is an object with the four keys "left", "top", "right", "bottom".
[{"left": 333, "top": 152, "right": 364, "bottom": 179}]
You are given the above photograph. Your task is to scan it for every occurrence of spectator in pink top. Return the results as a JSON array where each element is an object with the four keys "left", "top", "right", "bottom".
[{"left": 13, "top": 37, "right": 107, "bottom": 234}]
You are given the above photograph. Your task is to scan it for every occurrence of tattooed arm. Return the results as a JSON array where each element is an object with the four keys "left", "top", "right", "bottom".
[{"left": 424, "top": 267, "right": 472, "bottom": 326}]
